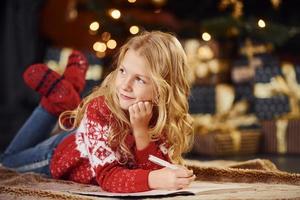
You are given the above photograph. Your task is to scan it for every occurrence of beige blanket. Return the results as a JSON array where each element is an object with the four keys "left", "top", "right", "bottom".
[{"left": 1, "top": 159, "right": 300, "bottom": 200}]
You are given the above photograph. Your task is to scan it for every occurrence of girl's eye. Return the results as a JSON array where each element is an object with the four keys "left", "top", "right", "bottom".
[
  {"left": 119, "top": 68, "right": 125, "bottom": 74},
  {"left": 136, "top": 77, "right": 145, "bottom": 84}
]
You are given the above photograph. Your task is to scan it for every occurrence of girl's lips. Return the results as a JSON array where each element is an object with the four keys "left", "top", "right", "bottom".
[{"left": 120, "top": 93, "right": 135, "bottom": 101}]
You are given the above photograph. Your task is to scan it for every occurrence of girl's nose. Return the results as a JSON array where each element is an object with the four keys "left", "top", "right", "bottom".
[{"left": 122, "top": 77, "right": 132, "bottom": 91}]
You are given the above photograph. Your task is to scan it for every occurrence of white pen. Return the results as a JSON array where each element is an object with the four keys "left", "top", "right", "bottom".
[{"left": 148, "top": 155, "right": 178, "bottom": 170}]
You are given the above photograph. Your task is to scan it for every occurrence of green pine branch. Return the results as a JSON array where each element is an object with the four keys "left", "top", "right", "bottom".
[{"left": 201, "top": 16, "right": 300, "bottom": 46}]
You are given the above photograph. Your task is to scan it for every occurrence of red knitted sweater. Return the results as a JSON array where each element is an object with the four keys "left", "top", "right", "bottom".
[{"left": 50, "top": 96, "right": 170, "bottom": 193}]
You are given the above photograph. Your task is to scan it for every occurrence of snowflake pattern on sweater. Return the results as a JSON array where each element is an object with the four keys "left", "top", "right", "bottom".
[
  {"left": 50, "top": 96, "right": 170, "bottom": 193},
  {"left": 75, "top": 115, "right": 116, "bottom": 176}
]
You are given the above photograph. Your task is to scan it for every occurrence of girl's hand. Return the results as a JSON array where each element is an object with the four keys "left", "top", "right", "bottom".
[
  {"left": 148, "top": 166, "right": 196, "bottom": 190},
  {"left": 129, "top": 101, "right": 153, "bottom": 150},
  {"left": 129, "top": 101, "right": 153, "bottom": 137}
]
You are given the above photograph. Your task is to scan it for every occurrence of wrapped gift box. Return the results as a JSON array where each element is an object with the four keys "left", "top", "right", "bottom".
[
  {"left": 231, "top": 54, "right": 279, "bottom": 83},
  {"left": 231, "top": 56, "right": 262, "bottom": 84},
  {"left": 261, "top": 119, "right": 300, "bottom": 154},
  {"left": 189, "top": 86, "right": 215, "bottom": 114},
  {"left": 192, "top": 129, "right": 261, "bottom": 156},
  {"left": 191, "top": 97, "right": 260, "bottom": 156},
  {"left": 231, "top": 38, "right": 276, "bottom": 84}
]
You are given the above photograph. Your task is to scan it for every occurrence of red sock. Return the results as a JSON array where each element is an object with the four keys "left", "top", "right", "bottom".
[
  {"left": 23, "top": 64, "right": 62, "bottom": 97},
  {"left": 63, "top": 50, "right": 89, "bottom": 93},
  {"left": 23, "top": 64, "right": 81, "bottom": 116},
  {"left": 40, "top": 85, "right": 80, "bottom": 116}
]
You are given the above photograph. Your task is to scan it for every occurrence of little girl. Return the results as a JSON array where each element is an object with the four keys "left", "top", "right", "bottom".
[{"left": 0, "top": 31, "right": 195, "bottom": 193}]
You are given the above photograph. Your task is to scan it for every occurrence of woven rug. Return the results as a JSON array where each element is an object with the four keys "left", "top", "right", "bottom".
[{"left": 0, "top": 159, "right": 300, "bottom": 200}]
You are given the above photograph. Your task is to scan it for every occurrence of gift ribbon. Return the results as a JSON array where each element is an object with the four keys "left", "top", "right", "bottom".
[
  {"left": 230, "top": 130, "right": 242, "bottom": 152},
  {"left": 216, "top": 84, "right": 235, "bottom": 114},
  {"left": 276, "top": 119, "right": 288, "bottom": 154}
]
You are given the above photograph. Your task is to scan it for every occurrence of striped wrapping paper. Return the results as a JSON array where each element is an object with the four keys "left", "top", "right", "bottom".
[{"left": 261, "top": 119, "right": 300, "bottom": 154}]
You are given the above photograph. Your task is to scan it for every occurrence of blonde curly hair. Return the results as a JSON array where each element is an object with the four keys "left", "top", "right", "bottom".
[{"left": 59, "top": 31, "right": 194, "bottom": 164}]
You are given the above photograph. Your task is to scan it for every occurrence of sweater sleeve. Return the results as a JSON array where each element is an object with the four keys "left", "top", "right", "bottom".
[
  {"left": 134, "top": 140, "right": 171, "bottom": 170},
  {"left": 78, "top": 97, "right": 152, "bottom": 193}
]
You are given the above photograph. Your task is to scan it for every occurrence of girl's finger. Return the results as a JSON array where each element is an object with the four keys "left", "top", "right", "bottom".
[
  {"left": 189, "top": 175, "right": 196, "bottom": 182},
  {"left": 129, "top": 106, "right": 137, "bottom": 120},
  {"left": 129, "top": 105, "right": 134, "bottom": 115},
  {"left": 138, "top": 101, "right": 146, "bottom": 113},
  {"left": 144, "top": 101, "right": 153, "bottom": 113},
  {"left": 176, "top": 175, "right": 195, "bottom": 188},
  {"left": 175, "top": 168, "right": 194, "bottom": 178},
  {"left": 133, "top": 103, "right": 140, "bottom": 113}
]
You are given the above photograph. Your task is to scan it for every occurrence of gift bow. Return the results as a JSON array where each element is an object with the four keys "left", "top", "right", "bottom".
[
  {"left": 254, "top": 62, "right": 300, "bottom": 118},
  {"left": 193, "top": 84, "right": 258, "bottom": 152},
  {"left": 240, "top": 39, "right": 273, "bottom": 59}
]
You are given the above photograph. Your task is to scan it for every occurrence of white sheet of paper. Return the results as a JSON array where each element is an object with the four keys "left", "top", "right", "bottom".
[{"left": 68, "top": 182, "right": 251, "bottom": 197}]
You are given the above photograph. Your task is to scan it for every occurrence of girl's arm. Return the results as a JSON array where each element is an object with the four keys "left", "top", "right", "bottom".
[{"left": 129, "top": 101, "right": 171, "bottom": 169}]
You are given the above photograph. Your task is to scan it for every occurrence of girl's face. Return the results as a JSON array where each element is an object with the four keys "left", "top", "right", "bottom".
[{"left": 115, "top": 49, "right": 155, "bottom": 110}]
